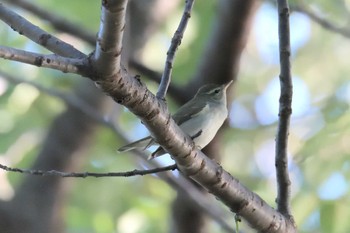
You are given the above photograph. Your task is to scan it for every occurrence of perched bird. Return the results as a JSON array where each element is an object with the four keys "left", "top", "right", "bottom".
[{"left": 118, "top": 80, "right": 233, "bottom": 159}]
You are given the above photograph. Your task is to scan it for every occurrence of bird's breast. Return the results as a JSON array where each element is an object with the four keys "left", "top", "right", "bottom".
[{"left": 179, "top": 104, "right": 228, "bottom": 148}]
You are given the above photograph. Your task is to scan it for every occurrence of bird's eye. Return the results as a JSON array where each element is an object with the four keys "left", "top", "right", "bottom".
[{"left": 214, "top": 89, "right": 220, "bottom": 94}]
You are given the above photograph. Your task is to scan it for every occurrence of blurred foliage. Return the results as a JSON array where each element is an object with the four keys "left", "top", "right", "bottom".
[{"left": 1, "top": 0, "right": 350, "bottom": 233}]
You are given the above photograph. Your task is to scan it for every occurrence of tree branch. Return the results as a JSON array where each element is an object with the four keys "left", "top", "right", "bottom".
[
  {"left": 0, "top": 163, "right": 177, "bottom": 178},
  {"left": 129, "top": 59, "right": 186, "bottom": 99},
  {"left": 87, "top": 0, "right": 296, "bottom": 231},
  {"left": 292, "top": 3, "right": 350, "bottom": 39},
  {"left": 0, "top": 45, "right": 85, "bottom": 74},
  {"left": 92, "top": 0, "right": 128, "bottom": 77},
  {"left": 95, "top": 61, "right": 295, "bottom": 233},
  {"left": 276, "top": 0, "right": 294, "bottom": 222},
  {"left": 170, "top": 2, "right": 259, "bottom": 230},
  {"left": 156, "top": 0, "right": 194, "bottom": 99},
  {"left": 3, "top": 0, "right": 96, "bottom": 45},
  {"left": 0, "top": 70, "right": 235, "bottom": 233},
  {"left": 0, "top": 0, "right": 297, "bottom": 231},
  {"left": 0, "top": 3, "right": 85, "bottom": 58}
]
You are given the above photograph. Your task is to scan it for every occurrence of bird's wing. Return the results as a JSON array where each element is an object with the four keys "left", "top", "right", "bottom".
[
  {"left": 117, "top": 136, "right": 155, "bottom": 152},
  {"left": 172, "top": 98, "right": 207, "bottom": 126}
]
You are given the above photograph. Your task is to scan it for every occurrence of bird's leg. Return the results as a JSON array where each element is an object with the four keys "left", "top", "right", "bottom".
[{"left": 190, "top": 129, "right": 203, "bottom": 150}]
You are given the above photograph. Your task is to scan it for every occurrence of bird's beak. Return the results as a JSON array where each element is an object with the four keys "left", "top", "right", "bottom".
[{"left": 223, "top": 80, "right": 233, "bottom": 90}]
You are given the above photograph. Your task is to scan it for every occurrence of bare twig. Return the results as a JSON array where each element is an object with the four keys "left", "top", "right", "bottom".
[
  {"left": 156, "top": 0, "right": 195, "bottom": 99},
  {"left": 0, "top": 163, "right": 177, "bottom": 178},
  {"left": 0, "top": 3, "right": 86, "bottom": 58},
  {"left": 0, "top": 45, "right": 85, "bottom": 74},
  {"left": 4, "top": 0, "right": 96, "bottom": 45},
  {"left": 292, "top": 3, "right": 350, "bottom": 39},
  {"left": 276, "top": 0, "right": 294, "bottom": 221}
]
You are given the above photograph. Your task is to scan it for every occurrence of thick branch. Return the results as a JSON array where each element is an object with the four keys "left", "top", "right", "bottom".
[
  {"left": 0, "top": 45, "right": 85, "bottom": 74},
  {"left": 92, "top": 0, "right": 128, "bottom": 76},
  {"left": 89, "top": 0, "right": 295, "bottom": 231},
  {"left": 276, "top": 0, "right": 294, "bottom": 221},
  {"left": 0, "top": 70, "right": 234, "bottom": 233},
  {"left": 94, "top": 70, "right": 295, "bottom": 232},
  {"left": 4, "top": 0, "right": 96, "bottom": 45},
  {"left": 0, "top": 3, "right": 85, "bottom": 58},
  {"left": 156, "top": 0, "right": 194, "bottom": 99}
]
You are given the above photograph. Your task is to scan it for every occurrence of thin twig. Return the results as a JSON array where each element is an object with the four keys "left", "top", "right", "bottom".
[
  {"left": 0, "top": 163, "right": 177, "bottom": 178},
  {"left": 4, "top": 0, "right": 96, "bottom": 45},
  {"left": 0, "top": 45, "right": 84, "bottom": 74},
  {"left": 0, "top": 3, "right": 86, "bottom": 58},
  {"left": 276, "top": 0, "right": 294, "bottom": 219},
  {"left": 292, "top": 3, "right": 350, "bottom": 39},
  {"left": 156, "top": 0, "right": 195, "bottom": 99}
]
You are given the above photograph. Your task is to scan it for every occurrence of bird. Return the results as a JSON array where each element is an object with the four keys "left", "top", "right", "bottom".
[{"left": 118, "top": 80, "right": 233, "bottom": 159}]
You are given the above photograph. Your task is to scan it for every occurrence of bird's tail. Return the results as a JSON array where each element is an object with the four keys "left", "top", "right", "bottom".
[{"left": 117, "top": 136, "right": 154, "bottom": 152}]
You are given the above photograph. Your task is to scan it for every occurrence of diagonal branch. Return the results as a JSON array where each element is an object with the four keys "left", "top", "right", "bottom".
[
  {"left": 292, "top": 3, "right": 350, "bottom": 39},
  {"left": 92, "top": 0, "right": 128, "bottom": 77},
  {"left": 77, "top": 0, "right": 296, "bottom": 231},
  {"left": 0, "top": 70, "right": 235, "bottom": 233},
  {"left": 0, "top": 0, "right": 297, "bottom": 231},
  {"left": 0, "top": 45, "right": 85, "bottom": 74},
  {"left": 156, "top": 0, "right": 195, "bottom": 99},
  {"left": 3, "top": 0, "right": 96, "bottom": 45},
  {"left": 96, "top": 65, "right": 296, "bottom": 233},
  {"left": 276, "top": 0, "right": 294, "bottom": 222},
  {"left": 0, "top": 3, "right": 85, "bottom": 58}
]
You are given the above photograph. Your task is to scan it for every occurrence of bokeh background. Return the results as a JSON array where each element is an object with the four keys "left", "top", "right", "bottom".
[{"left": 1, "top": 0, "right": 350, "bottom": 232}]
